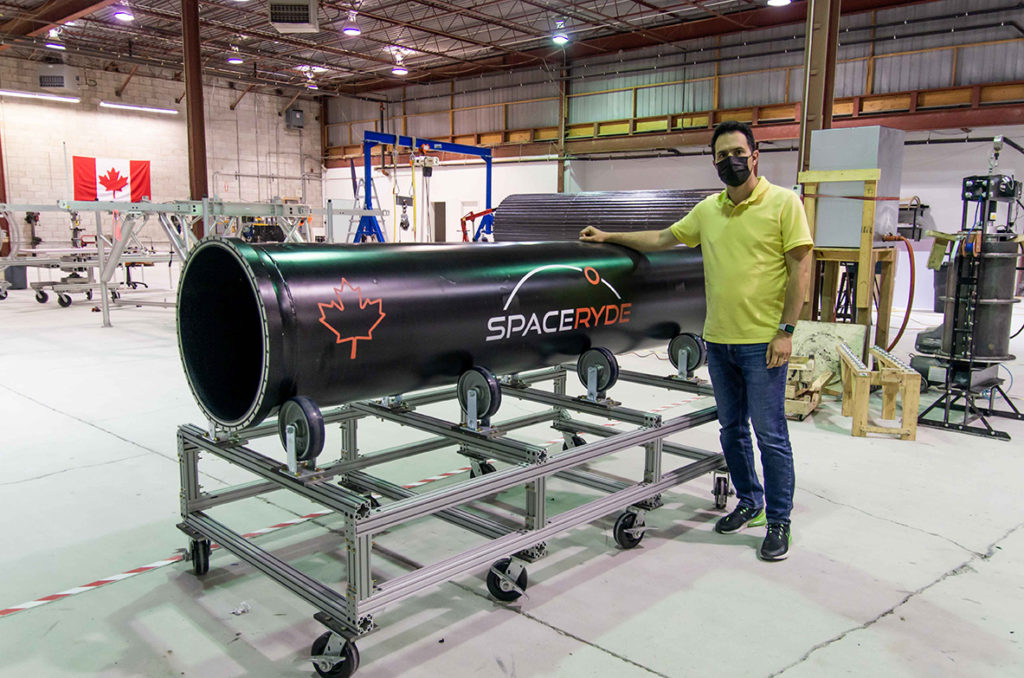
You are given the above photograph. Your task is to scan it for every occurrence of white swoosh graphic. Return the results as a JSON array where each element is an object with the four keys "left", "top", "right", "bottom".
[{"left": 503, "top": 264, "right": 621, "bottom": 311}]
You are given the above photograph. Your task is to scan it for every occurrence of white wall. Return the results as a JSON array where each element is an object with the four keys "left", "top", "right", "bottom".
[
  {"left": 0, "top": 57, "right": 322, "bottom": 246},
  {"left": 324, "top": 159, "right": 558, "bottom": 242}
]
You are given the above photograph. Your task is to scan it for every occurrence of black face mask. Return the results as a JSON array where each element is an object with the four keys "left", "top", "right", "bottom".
[{"left": 716, "top": 155, "right": 752, "bottom": 187}]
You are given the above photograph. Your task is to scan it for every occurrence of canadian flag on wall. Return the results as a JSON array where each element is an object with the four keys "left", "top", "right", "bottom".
[{"left": 73, "top": 156, "right": 151, "bottom": 202}]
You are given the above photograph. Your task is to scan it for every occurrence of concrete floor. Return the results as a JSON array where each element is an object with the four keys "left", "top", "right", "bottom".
[{"left": 1, "top": 283, "right": 1022, "bottom": 678}]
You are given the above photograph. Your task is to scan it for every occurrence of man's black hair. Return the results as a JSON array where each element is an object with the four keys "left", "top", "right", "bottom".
[{"left": 710, "top": 120, "right": 757, "bottom": 154}]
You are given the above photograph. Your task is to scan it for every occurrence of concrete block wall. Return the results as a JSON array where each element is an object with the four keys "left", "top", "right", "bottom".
[{"left": 0, "top": 57, "right": 322, "bottom": 247}]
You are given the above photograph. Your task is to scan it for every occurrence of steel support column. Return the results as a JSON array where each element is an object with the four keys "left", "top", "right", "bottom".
[
  {"left": 798, "top": 0, "right": 842, "bottom": 172},
  {"left": 182, "top": 0, "right": 208, "bottom": 238},
  {"left": 0, "top": 123, "right": 9, "bottom": 257}
]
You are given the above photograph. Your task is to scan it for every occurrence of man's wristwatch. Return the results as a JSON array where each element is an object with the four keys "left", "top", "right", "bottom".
[{"left": 778, "top": 323, "right": 796, "bottom": 335}]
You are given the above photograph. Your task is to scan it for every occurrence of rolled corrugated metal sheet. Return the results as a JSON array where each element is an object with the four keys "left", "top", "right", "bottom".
[{"left": 493, "top": 189, "right": 718, "bottom": 241}]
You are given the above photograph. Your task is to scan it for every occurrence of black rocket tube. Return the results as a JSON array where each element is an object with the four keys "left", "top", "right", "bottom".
[{"left": 176, "top": 238, "right": 706, "bottom": 430}]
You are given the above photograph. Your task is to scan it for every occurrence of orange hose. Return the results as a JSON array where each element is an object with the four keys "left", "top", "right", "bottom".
[{"left": 883, "top": 234, "right": 915, "bottom": 351}]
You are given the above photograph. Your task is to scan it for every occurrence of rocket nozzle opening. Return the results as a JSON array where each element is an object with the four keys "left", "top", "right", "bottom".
[{"left": 177, "top": 242, "right": 266, "bottom": 427}]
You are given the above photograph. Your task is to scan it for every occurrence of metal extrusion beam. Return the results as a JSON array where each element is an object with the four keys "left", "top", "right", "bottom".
[
  {"left": 552, "top": 418, "right": 723, "bottom": 463},
  {"left": 352, "top": 408, "right": 719, "bottom": 537},
  {"left": 615, "top": 368, "right": 717, "bottom": 397},
  {"left": 343, "top": 471, "right": 513, "bottom": 540},
  {"left": 359, "top": 452, "right": 725, "bottom": 614},
  {"left": 501, "top": 384, "right": 661, "bottom": 427},
  {"left": 182, "top": 512, "right": 356, "bottom": 629},
  {"left": 178, "top": 425, "right": 372, "bottom": 517}
]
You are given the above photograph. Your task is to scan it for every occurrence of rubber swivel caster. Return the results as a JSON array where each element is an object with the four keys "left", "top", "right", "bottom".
[
  {"left": 613, "top": 511, "right": 645, "bottom": 549},
  {"left": 189, "top": 539, "right": 211, "bottom": 576},
  {"left": 57, "top": 293, "right": 72, "bottom": 308},
  {"left": 713, "top": 475, "right": 731, "bottom": 510},
  {"left": 562, "top": 434, "right": 586, "bottom": 450},
  {"left": 278, "top": 396, "right": 325, "bottom": 461},
  {"left": 469, "top": 461, "right": 496, "bottom": 478},
  {"left": 486, "top": 557, "right": 527, "bottom": 602},
  {"left": 311, "top": 632, "right": 360, "bottom": 678},
  {"left": 0, "top": 289, "right": 7, "bottom": 301},
  {"left": 35, "top": 290, "right": 49, "bottom": 304}
]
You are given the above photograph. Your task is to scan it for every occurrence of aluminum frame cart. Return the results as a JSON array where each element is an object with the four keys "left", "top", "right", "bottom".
[{"left": 177, "top": 350, "right": 726, "bottom": 678}]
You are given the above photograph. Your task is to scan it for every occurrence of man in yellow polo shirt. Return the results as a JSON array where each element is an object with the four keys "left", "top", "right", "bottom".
[{"left": 579, "top": 120, "right": 813, "bottom": 561}]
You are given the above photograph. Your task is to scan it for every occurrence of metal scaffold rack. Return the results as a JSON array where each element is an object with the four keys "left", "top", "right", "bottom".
[
  {"left": 0, "top": 199, "right": 385, "bottom": 326},
  {"left": 177, "top": 353, "right": 724, "bottom": 678}
]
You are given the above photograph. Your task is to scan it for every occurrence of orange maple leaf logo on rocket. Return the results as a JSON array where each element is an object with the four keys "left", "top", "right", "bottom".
[
  {"left": 98, "top": 168, "right": 129, "bottom": 196},
  {"left": 317, "top": 279, "right": 386, "bottom": 359}
]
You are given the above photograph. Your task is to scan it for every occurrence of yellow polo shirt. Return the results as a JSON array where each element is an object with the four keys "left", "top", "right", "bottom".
[{"left": 669, "top": 176, "right": 813, "bottom": 344}]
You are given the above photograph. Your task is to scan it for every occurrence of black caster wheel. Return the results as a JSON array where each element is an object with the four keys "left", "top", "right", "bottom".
[
  {"left": 0, "top": 289, "right": 7, "bottom": 301},
  {"left": 457, "top": 366, "right": 502, "bottom": 420},
  {"left": 713, "top": 475, "right": 730, "bottom": 510},
  {"left": 669, "top": 333, "right": 707, "bottom": 373},
  {"left": 613, "top": 511, "right": 644, "bottom": 549},
  {"left": 470, "top": 461, "right": 497, "bottom": 478},
  {"left": 577, "top": 347, "right": 619, "bottom": 392},
  {"left": 277, "top": 396, "right": 325, "bottom": 461},
  {"left": 85, "top": 289, "right": 93, "bottom": 301},
  {"left": 57, "top": 293, "right": 72, "bottom": 308},
  {"left": 35, "top": 290, "right": 49, "bottom": 304},
  {"left": 189, "top": 539, "right": 211, "bottom": 576},
  {"left": 311, "top": 631, "right": 360, "bottom": 678},
  {"left": 486, "top": 557, "right": 527, "bottom": 602},
  {"left": 111, "top": 290, "right": 120, "bottom": 301},
  {"left": 562, "top": 434, "right": 586, "bottom": 450}
]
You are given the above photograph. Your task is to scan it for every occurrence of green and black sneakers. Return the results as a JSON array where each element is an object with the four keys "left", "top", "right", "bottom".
[
  {"left": 714, "top": 505, "right": 767, "bottom": 534},
  {"left": 759, "top": 523, "right": 791, "bottom": 561}
]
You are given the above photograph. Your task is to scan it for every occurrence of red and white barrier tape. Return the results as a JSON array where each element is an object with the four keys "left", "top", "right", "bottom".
[
  {"left": 1, "top": 397, "right": 705, "bottom": 618},
  {"left": 0, "top": 464, "right": 478, "bottom": 618}
]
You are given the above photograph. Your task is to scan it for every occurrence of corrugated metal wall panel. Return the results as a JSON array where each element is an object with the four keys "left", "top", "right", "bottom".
[
  {"left": 873, "top": 51, "right": 954, "bottom": 93},
  {"left": 328, "top": 96, "right": 378, "bottom": 123},
  {"left": 405, "top": 96, "right": 450, "bottom": 115},
  {"left": 349, "top": 121, "right": 376, "bottom": 144},
  {"left": 405, "top": 112, "right": 449, "bottom": 138},
  {"left": 719, "top": 46, "right": 803, "bottom": 75},
  {"left": 835, "top": 60, "right": 867, "bottom": 98},
  {"left": 403, "top": 82, "right": 452, "bottom": 100},
  {"left": 719, "top": 70, "right": 788, "bottom": 109},
  {"left": 454, "top": 82, "right": 559, "bottom": 107},
  {"left": 838, "top": 42, "right": 872, "bottom": 60},
  {"left": 956, "top": 41, "right": 1024, "bottom": 85},
  {"left": 454, "top": 107, "right": 501, "bottom": 135},
  {"left": 569, "top": 90, "right": 632, "bottom": 124},
  {"left": 685, "top": 80, "right": 714, "bottom": 112},
  {"left": 637, "top": 84, "right": 683, "bottom": 117},
  {"left": 507, "top": 100, "right": 558, "bottom": 129},
  {"left": 788, "top": 67, "right": 804, "bottom": 102}
]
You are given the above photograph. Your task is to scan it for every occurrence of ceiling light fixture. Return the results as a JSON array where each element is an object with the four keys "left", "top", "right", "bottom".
[
  {"left": 766, "top": 0, "right": 792, "bottom": 7},
  {"left": 100, "top": 101, "right": 177, "bottom": 115},
  {"left": 227, "top": 45, "right": 243, "bottom": 65},
  {"left": 387, "top": 45, "right": 410, "bottom": 76},
  {"left": 45, "top": 42, "right": 66, "bottom": 50},
  {"left": 342, "top": 10, "right": 361, "bottom": 36},
  {"left": 0, "top": 88, "right": 80, "bottom": 104},
  {"left": 552, "top": 19, "right": 569, "bottom": 45},
  {"left": 113, "top": 4, "right": 135, "bottom": 22}
]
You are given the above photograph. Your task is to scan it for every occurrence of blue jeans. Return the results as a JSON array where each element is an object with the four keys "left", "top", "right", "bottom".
[{"left": 706, "top": 341, "right": 794, "bottom": 524}]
